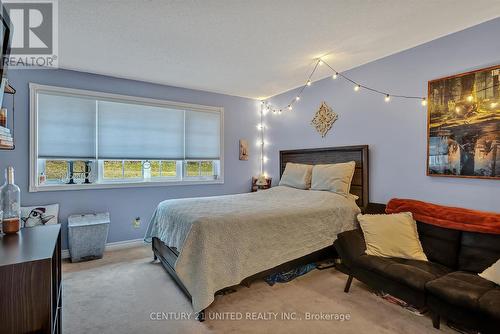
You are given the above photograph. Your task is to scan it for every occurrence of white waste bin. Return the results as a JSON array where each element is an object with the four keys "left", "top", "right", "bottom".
[{"left": 68, "top": 212, "right": 110, "bottom": 262}]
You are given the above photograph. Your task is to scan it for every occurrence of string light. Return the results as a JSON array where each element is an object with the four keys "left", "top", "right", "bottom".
[
  {"left": 262, "top": 58, "right": 428, "bottom": 114},
  {"left": 258, "top": 102, "right": 266, "bottom": 175}
]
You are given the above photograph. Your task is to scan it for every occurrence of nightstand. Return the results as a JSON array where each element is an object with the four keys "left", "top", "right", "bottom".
[
  {"left": 1, "top": 225, "right": 62, "bottom": 334},
  {"left": 251, "top": 177, "right": 272, "bottom": 192}
]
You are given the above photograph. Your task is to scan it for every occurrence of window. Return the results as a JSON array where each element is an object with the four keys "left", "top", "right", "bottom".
[
  {"left": 150, "top": 161, "right": 177, "bottom": 177},
  {"left": 103, "top": 160, "right": 143, "bottom": 180},
  {"left": 185, "top": 161, "right": 215, "bottom": 177},
  {"left": 45, "top": 160, "right": 68, "bottom": 181},
  {"left": 30, "top": 84, "right": 223, "bottom": 191}
]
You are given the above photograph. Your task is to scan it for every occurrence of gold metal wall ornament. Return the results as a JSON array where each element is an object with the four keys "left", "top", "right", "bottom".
[{"left": 311, "top": 101, "right": 338, "bottom": 137}]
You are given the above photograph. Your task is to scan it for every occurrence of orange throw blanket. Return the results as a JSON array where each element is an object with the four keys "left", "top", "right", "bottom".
[{"left": 386, "top": 198, "right": 500, "bottom": 235}]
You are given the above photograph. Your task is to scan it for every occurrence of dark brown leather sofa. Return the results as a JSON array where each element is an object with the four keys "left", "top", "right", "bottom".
[{"left": 334, "top": 219, "right": 500, "bottom": 333}]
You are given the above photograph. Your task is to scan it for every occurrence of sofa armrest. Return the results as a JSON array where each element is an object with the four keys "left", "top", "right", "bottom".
[{"left": 334, "top": 229, "right": 366, "bottom": 268}]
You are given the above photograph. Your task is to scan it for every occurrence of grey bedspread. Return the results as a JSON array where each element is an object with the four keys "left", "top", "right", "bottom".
[{"left": 144, "top": 186, "right": 360, "bottom": 312}]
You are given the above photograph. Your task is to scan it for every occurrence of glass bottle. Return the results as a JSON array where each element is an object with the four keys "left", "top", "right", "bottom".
[{"left": 1, "top": 166, "right": 21, "bottom": 234}]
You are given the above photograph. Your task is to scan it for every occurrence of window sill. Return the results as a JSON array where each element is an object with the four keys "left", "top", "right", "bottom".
[{"left": 29, "top": 179, "right": 224, "bottom": 192}]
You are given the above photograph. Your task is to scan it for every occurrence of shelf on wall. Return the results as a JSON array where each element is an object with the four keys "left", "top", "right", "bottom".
[{"left": 0, "top": 82, "right": 16, "bottom": 150}]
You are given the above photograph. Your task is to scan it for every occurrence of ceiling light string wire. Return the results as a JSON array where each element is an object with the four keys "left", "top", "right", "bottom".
[
  {"left": 289, "top": 59, "right": 322, "bottom": 109},
  {"left": 324, "top": 60, "right": 498, "bottom": 100},
  {"left": 323, "top": 60, "right": 424, "bottom": 99},
  {"left": 263, "top": 58, "right": 429, "bottom": 111},
  {"left": 264, "top": 60, "right": 322, "bottom": 114}
]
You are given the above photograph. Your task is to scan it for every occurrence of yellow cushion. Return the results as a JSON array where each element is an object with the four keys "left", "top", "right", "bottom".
[
  {"left": 358, "top": 212, "right": 428, "bottom": 261},
  {"left": 479, "top": 259, "right": 500, "bottom": 285}
]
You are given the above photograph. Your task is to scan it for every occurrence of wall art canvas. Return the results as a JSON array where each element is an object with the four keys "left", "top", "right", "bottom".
[
  {"left": 427, "top": 65, "right": 500, "bottom": 179},
  {"left": 239, "top": 139, "right": 249, "bottom": 160}
]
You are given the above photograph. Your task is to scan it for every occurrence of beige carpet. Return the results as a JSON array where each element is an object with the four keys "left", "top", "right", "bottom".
[{"left": 62, "top": 246, "right": 454, "bottom": 334}]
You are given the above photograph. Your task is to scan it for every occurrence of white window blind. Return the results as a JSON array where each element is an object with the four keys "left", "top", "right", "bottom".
[
  {"left": 37, "top": 96, "right": 222, "bottom": 161},
  {"left": 38, "top": 92, "right": 96, "bottom": 159},
  {"left": 97, "top": 101, "right": 185, "bottom": 160},
  {"left": 185, "top": 110, "right": 221, "bottom": 160},
  {"left": 31, "top": 83, "right": 224, "bottom": 191}
]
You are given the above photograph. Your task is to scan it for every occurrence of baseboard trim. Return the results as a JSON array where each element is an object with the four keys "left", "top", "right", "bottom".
[{"left": 61, "top": 238, "right": 145, "bottom": 259}]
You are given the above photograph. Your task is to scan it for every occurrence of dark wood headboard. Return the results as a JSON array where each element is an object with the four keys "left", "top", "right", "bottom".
[{"left": 279, "top": 145, "right": 369, "bottom": 210}]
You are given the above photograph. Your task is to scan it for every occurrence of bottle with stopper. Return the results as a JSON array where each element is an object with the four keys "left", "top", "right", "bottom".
[{"left": 1, "top": 166, "right": 21, "bottom": 234}]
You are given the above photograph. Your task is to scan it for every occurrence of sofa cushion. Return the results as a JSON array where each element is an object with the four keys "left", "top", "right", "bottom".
[
  {"left": 417, "top": 221, "right": 461, "bottom": 269},
  {"left": 458, "top": 231, "right": 500, "bottom": 273},
  {"left": 334, "top": 229, "right": 366, "bottom": 269},
  {"left": 358, "top": 212, "right": 428, "bottom": 261},
  {"left": 426, "top": 271, "right": 496, "bottom": 310},
  {"left": 479, "top": 288, "right": 500, "bottom": 320},
  {"left": 355, "top": 254, "right": 393, "bottom": 272},
  {"left": 355, "top": 254, "right": 451, "bottom": 291}
]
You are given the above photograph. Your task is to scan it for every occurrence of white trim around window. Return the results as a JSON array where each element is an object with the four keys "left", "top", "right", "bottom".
[{"left": 29, "top": 83, "right": 224, "bottom": 192}]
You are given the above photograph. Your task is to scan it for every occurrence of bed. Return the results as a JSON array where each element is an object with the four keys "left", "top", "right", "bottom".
[{"left": 144, "top": 145, "right": 369, "bottom": 319}]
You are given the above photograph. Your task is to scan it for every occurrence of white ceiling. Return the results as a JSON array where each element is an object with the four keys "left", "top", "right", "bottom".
[{"left": 59, "top": 0, "right": 500, "bottom": 99}]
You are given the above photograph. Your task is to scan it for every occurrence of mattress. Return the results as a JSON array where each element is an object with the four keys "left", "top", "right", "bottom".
[{"left": 144, "top": 186, "right": 360, "bottom": 312}]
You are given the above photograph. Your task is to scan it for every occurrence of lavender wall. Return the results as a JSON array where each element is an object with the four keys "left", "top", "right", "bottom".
[
  {"left": 1, "top": 18, "right": 499, "bottom": 250},
  {"left": 267, "top": 18, "right": 500, "bottom": 212},
  {"left": 0, "top": 69, "right": 261, "bottom": 248}
]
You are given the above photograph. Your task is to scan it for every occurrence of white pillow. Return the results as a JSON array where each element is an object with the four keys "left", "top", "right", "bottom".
[
  {"left": 358, "top": 212, "right": 428, "bottom": 261},
  {"left": 479, "top": 259, "right": 500, "bottom": 285},
  {"left": 21, "top": 204, "right": 59, "bottom": 228},
  {"left": 279, "top": 163, "right": 313, "bottom": 189},
  {"left": 310, "top": 162, "right": 356, "bottom": 197}
]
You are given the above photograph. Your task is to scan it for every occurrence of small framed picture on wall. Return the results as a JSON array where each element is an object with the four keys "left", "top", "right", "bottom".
[{"left": 239, "top": 139, "right": 249, "bottom": 161}]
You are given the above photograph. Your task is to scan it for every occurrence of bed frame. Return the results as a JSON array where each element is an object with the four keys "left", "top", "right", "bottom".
[
  {"left": 279, "top": 145, "right": 369, "bottom": 209},
  {"left": 151, "top": 145, "right": 369, "bottom": 320}
]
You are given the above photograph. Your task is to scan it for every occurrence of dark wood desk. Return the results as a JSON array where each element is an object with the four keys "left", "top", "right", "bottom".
[{"left": 0, "top": 225, "right": 62, "bottom": 334}]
